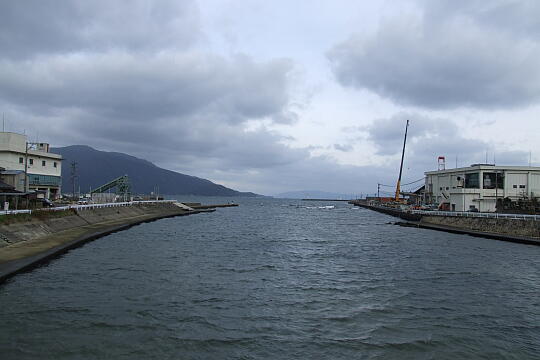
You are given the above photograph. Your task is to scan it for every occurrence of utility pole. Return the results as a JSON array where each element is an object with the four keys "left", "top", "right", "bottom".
[
  {"left": 377, "top": 183, "right": 380, "bottom": 202},
  {"left": 24, "top": 143, "right": 29, "bottom": 194},
  {"left": 70, "top": 161, "right": 78, "bottom": 201},
  {"left": 495, "top": 171, "right": 499, "bottom": 212},
  {"left": 24, "top": 141, "right": 39, "bottom": 208}
]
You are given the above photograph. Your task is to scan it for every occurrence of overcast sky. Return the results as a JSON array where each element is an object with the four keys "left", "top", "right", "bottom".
[{"left": 1, "top": 0, "right": 539, "bottom": 196}]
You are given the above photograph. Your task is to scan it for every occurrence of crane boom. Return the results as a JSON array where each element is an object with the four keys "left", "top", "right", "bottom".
[{"left": 395, "top": 120, "right": 409, "bottom": 201}]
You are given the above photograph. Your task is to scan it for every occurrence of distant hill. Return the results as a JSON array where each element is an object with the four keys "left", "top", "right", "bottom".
[
  {"left": 52, "top": 145, "right": 258, "bottom": 197},
  {"left": 275, "top": 190, "right": 354, "bottom": 200}
]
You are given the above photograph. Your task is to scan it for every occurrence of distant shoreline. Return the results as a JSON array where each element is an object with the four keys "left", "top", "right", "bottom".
[{"left": 301, "top": 199, "right": 352, "bottom": 202}]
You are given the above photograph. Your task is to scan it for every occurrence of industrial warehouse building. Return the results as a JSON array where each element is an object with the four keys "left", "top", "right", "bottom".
[
  {"left": 425, "top": 164, "right": 540, "bottom": 212},
  {"left": 0, "top": 132, "right": 62, "bottom": 199}
]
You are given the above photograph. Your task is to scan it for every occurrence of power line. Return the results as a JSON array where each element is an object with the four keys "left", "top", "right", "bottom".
[{"left": 401, "top": 177, "right": 425, "bottom": 186}]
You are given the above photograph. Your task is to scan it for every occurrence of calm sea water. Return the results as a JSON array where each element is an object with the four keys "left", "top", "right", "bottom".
[{"left": 0, "top": 197, "right": 539, "bottom": 359}]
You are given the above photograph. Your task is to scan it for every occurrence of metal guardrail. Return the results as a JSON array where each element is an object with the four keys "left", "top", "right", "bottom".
[
  {"left": 0, "top": 209, "right": 32, "bottom": 215},
  {"left": 0, "top": 200, "right": 178, "bottom": 216},
  {"left": 410, "top": 210, "right": 540, "bottom": 221}
]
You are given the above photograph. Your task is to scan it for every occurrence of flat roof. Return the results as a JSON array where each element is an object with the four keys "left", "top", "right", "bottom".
[
  {"left": 27, "top": 150, "right": 62, "bottom": 159},
  {"left": 425, "top": 165, "right": 540, "bottom": 175},
  {"left": 0, "top": 149, "right": 62, "bottom": 159}
]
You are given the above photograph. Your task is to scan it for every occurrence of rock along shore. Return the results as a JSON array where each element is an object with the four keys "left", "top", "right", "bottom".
[{"left": 0, "top": 202, "right": 215, "bottom": 284}]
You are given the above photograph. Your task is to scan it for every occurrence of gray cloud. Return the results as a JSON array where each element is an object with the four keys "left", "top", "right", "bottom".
[
  {"left": 333, "top": 143, "right": 353, "bottom": 152},
  {"left": 0, "top": 52, "right": 297, "bottom": 169},
  {"left": 361, "top": 112, "right": 531, "bottom": 181},
  {"left": 200, "top": 154, "right": 403, "bottom": 197},
  {"left": 2, "top": 1, "right": 534, "bottom": 196},
  {"left": 0, "top": 0, "right": 201, "bottom": 59},
  {"left": 0, "top": 0, "right": 305, "bottom": 195},
  {"left": 0, "top": 52, "right": 293, "bottom": 123},
  {"left": 421, "top": 0, "right": 540, "bottom": 39},
  {"left": 328, "top": 0, "right": 540, "bottom": 109}
]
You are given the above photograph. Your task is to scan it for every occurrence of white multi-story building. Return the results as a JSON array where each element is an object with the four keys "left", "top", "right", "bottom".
[
  {"left": 0, "top": 132, "right": 62, "bottom": 199},
  {"left": 425, "top": 164, "right": 540, "bottom": 212}
]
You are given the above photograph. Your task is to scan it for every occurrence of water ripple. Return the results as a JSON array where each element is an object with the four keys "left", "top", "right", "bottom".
[{"left": 0, "top": 197, "right": 539, "bottom": 359}]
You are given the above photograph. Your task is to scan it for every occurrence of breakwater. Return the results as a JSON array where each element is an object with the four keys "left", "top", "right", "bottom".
[
  {"left": 350, "top": 200, "right": 540, "bottom": 245},
  {"left": 418, "top": 214, "right": 540, "bottom": 245},
  {"left": 0, "top": 201, "right": 213, "bottom": 283},
  {"left": 349, "top": 201, "right": 421, "bottom": 221}
]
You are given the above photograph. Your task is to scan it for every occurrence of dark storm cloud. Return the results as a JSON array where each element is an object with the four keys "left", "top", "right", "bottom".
[
  {"left": 328, "top": 0, "right": 540, "bottom": 109},
  {"left": 0, "top": 0, "right": 200, "bottom": 58},
  {"left": 0, "top": 53, "right": 293, "bottom": 123},
  {"left": 0, "top": 0, "right": 304, "bottom": 193},
  {"left": 0, "top": 51, "right": 297, "bottom": 169}
]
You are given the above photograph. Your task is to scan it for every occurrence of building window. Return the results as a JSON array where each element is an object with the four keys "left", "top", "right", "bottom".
[
  {"left": 519, "top": 185, "right": 526, "bottom": 189},
  {"left": 53, "top": 162, "right": 57, "bottom": 168},
  {"left": 29, "top": 159, "right": 33, "bottom": 165},
  {"left": 28, "top": 174, "right": 62, "bottom": 186},
  {"left": 465, "top": 173, "right": 480, "bottom": 189},
  {"left": 19, "top": 157, "right": 24, "bottom": 164},
  {"left": 513, "top": 185, "right": 518, "bottom": 188},
  {"left": 42, "top": 160, "right": 46, "bottom": 166},
  {"left": 483, "top": 172, "right": 504, "bottom": 189}
]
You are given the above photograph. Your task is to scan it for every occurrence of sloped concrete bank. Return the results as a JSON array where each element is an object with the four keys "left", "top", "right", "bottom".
[
  {"left": 0, "top": 202, "right": 213, "bottom": 283},
  {"left": 350, "top": 201, "right": 540, "bottom": 245},
  {"left": 417, "top": 215, "right": 540, "bottom": 246},
  {"left": 351, "top": 202, "right": 421, "bottom": 221}
]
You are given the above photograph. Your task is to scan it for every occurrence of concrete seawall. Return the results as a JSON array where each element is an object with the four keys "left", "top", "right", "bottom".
[
  {"left": 0, "top": 202, "right": 213, "bottom": 283},
  {"left": 419, "top": 215, "right": 540, "bottom": 245},
  {"left": 350, "top": 201, "right": 540, "bottom": 245},
  {"left": 351, "top": 202, "right": 422, "bottom": 221}
]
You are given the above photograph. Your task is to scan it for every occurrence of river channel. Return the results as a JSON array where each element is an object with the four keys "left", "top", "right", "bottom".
[{"left": 1, "top": 197, "right": 539, "bottom": 359}]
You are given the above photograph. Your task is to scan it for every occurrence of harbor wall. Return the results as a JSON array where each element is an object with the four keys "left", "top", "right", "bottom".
[
  {"left": 420, "top": 215, "right": 540, "bottom": 240},
  {"left": 350, "top": 201, "right": 540, "bottom": 245},
  {"left": 0, "top": 202, "right": 186, "bottom": 247},
  {"left": 0, "top": 202, "right": 213, "bottom": 283}
]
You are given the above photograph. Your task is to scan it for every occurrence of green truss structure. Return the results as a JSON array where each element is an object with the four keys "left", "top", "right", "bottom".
[{"left": 91, "top": 175, "right": 131, "bottom": 201}]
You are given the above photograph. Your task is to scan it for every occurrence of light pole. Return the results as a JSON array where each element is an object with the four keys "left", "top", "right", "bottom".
[
  {"left": 70, "top": 161, "right": 78, "bottom": 201},
  {"left": 24, "top": 142, "right": 39, "bottom": 208}
]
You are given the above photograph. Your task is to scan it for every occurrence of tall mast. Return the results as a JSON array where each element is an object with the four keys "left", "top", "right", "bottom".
[{"left": 395, "top": 120, "right": 409, "bottom": 201}]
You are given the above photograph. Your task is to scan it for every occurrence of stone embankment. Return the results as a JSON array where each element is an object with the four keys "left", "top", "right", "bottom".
[
  {"left": 418, "top": 215, "right": 540, "bottom": 245},
  {"left": 0, "top": 201, "right": 214, "bottom": 283},
  {"left": 349, "top": 200, "right": 540, "bottom": 245}
]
